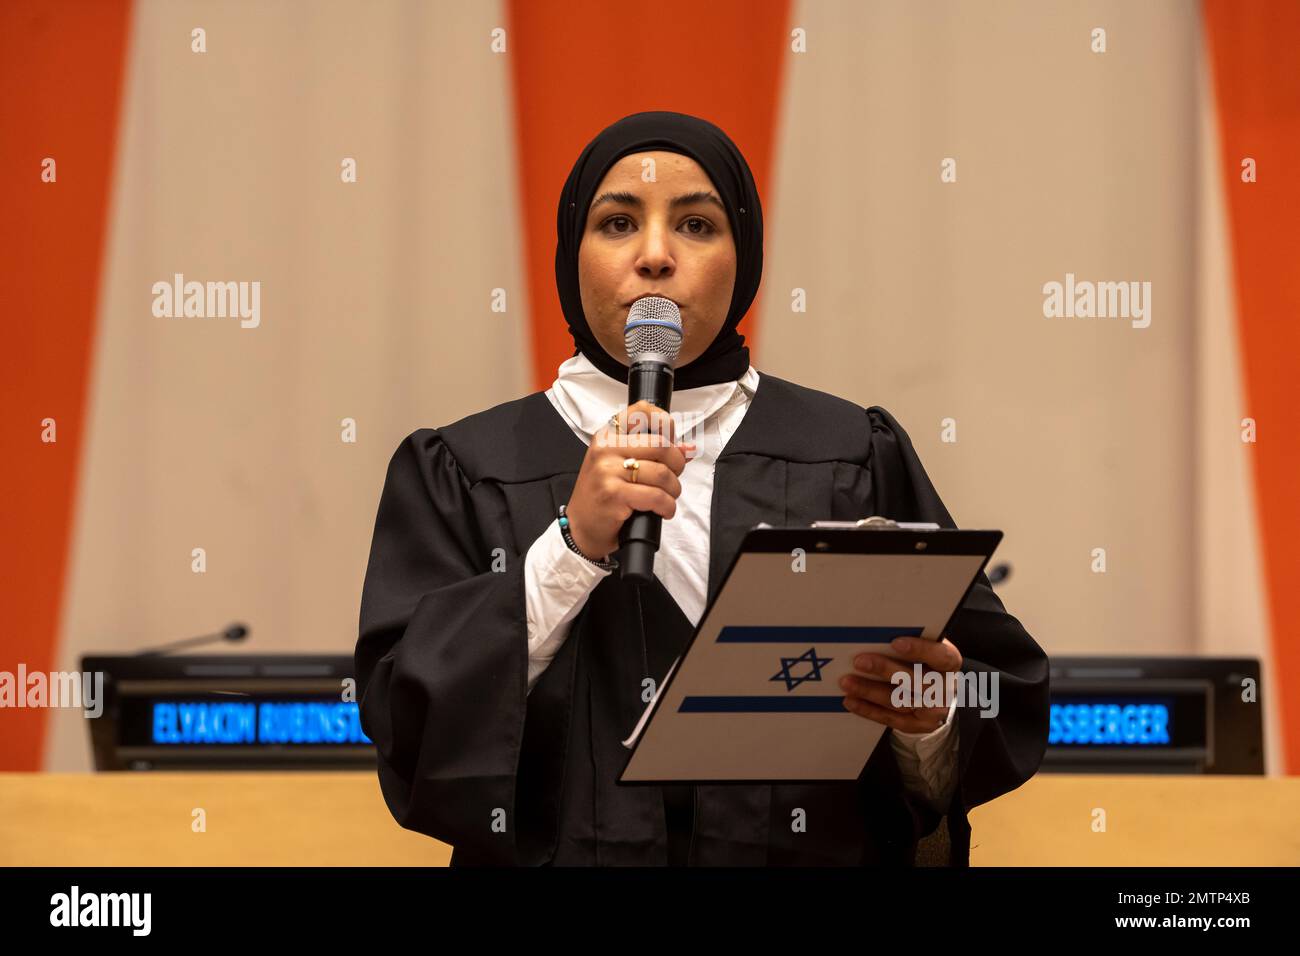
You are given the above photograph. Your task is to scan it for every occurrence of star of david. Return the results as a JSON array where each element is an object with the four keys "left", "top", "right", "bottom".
[{"left": 770, "top": 647, "right": 833, "bottom": 691}]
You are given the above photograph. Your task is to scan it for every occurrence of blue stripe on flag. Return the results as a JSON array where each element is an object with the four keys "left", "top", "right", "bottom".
[
  {"left": 715, "top": 626, "right": 923, "bottom": 643},
  {"left": 679, "top": 696, "right": 849, "bottom": 713}
]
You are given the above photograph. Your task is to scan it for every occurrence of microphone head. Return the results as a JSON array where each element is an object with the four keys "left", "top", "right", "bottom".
[{"left": 625, "top": 296, "right": 683, "bottom": 366}]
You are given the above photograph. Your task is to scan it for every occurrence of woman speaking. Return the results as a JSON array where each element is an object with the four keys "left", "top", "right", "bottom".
[{"left": 355, "top": 111, "right": 1049, "bottom": 867}]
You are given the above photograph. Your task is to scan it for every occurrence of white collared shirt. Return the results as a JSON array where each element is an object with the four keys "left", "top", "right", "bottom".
[{"left": 524, "top": 351, "right": 960, "bottom": 813}]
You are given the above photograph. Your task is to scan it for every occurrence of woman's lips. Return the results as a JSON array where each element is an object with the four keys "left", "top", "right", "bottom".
[{"left": 625, "top": 294, "right": 682, "bottom": 309}]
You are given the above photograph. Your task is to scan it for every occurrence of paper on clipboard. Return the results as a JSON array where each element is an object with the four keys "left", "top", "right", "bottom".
[
  {"left": 618, "top": 521, "right": 999, "bottom": 783},
  {"left": 622, "top": 655, "right": 679, "bottom": 750}
]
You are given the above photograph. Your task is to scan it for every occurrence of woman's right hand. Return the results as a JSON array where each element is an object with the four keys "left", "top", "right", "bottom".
[{"left": 564, "top": 399, "right": 697, "bottom": 561}]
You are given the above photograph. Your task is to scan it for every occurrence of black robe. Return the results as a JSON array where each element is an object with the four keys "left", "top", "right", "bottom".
[{"left": 355, "top": 372, "right": 1050, "bottom": 866}]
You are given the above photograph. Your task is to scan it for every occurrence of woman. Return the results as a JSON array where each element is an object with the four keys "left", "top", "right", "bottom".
[{"left": 355, "top": 111, "right": 1049, "bottom": 867}]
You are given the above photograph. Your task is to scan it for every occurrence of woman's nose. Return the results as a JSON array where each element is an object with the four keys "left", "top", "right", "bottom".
[{"left": 635, "top": 223, "right": 674, "bottom": 277}]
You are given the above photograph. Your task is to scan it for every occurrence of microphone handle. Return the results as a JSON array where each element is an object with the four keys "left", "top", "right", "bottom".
[{"left": 618, "top": 360, "right": 674, "bottom": 584}]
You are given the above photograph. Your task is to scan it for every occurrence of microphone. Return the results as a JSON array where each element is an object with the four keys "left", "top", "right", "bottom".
[
  {"left": 617, "top": 295, "right": 684, "bottom": 585},
  {"left": 135, "top": 622, "right": 249, "bottom": 656}
]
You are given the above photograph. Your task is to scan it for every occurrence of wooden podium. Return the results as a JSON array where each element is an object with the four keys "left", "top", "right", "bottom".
[
  {"left": 1, "top": 772, "right": 1296, "bottom": 866},
  {"left": 0, "top": 771, "right": 449, "bottom": 866}
]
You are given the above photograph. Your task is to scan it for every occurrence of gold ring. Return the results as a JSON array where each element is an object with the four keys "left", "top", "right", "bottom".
[{"left": 622, "top": 457, "right": 639, "bottom": 483}]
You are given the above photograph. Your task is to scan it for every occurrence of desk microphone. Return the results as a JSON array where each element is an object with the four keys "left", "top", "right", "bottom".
[{"left": 135, "top": 622, "right": 249, "bottom": 656}]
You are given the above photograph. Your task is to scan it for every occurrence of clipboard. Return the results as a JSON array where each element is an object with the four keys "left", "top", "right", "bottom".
[{"left": 617, "top": 517, "right": 1003, "bottom": 785}]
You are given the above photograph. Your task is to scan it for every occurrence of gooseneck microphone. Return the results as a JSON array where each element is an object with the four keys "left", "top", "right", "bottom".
[
  {"left": 617, "top": 296, "right": 684, "bottom": 584},
  {"left": 135, "top": 622, "right": 249, "bottom": 656}
]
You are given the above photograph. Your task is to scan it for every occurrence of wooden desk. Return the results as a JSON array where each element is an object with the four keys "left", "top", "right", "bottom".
[
  {"left": 1, "top": 772, "right": 1296, "bottom": 866},
  {"left": 0, "top": 771, "right": 449, "bottom": 866},
  {"left": 968, "top": 774, "right": 1300, "bottom": 865}
]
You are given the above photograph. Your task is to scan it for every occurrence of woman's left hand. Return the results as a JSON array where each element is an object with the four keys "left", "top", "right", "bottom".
[{"left": 839, "top": 635, "right": 963, "bottom": 734}]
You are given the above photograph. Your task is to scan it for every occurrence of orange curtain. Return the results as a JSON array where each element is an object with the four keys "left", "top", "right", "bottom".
[{"left": 1203, "top": 0, "right": 1300, "bottom": 772}]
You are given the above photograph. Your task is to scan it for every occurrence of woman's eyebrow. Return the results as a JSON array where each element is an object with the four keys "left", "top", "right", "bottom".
[{"left": 589, "top": 190, "right": 725, "bottom": 213}]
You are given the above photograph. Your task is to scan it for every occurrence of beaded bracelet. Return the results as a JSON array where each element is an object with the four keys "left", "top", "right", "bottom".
[{"left": 557, "top": 504, "right": 619, "bottom": 570}]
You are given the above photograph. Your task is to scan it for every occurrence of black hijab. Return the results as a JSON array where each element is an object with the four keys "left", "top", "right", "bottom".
[{"left": 554, "top": 110, "right": 764, "bottom": 390}]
